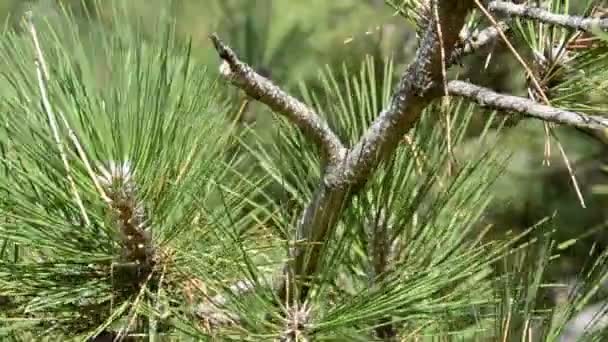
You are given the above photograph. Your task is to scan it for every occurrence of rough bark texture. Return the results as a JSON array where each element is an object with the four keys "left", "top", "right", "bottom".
[
  {"left": 282, "top": 0, "right": 477, "bottom": 300},
  {"left": 210, "top": 34, "right": 345, "bottom": 163},
  {"left": 448, "top": 80, "right": 608, "bottom": 129},
  {"left": 340, "top": 1, "right": 476, "bottom": 186},
  {"left": 488, "top": 1, "right": 608, "bottom": 32}
]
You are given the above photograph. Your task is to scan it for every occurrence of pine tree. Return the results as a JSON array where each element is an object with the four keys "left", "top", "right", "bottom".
[{"left": 0, "top": 0, "right": 607, "bottom": 341}]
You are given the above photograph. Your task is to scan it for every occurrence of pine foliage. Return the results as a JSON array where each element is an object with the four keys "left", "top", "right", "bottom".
[{"left": 0, "top": 0, "right": 606, "bottom": 341}]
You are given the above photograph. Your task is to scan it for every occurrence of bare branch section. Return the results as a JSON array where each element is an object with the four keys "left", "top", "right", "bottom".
[
  {"left": 448, "top": 80, "right": 608, "bottom": 129},
  {"left": 209, "top": 34, "right": 345, "bottom": 162},
  {"left": 488, "top": 1, "right": 608, "bottom": 32}
]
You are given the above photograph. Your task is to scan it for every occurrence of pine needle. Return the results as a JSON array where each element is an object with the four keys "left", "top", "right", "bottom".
[
  {"left": 473, "top": 0, "right": 587, "bottom": 208},
  {"left": 25, "top": 12, "right": 91, "bottom": 226}
]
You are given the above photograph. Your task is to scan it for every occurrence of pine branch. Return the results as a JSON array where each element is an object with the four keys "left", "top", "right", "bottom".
[
  {"left": 488, "top": 1, "right": 608, "bottom": 32},
  {"left": 211, "top": 1, "right": 477, "bottom": 303},
  {"left": 209, "top": 0, "right": 608, "bottom": 312},
  {"left": 447, "top": 80, "right": 608, "bottom": 129},
  {"left": 342, "top": 1, "right": 476, "bottom": 186},
  {"left": 209, "top": 34, "right": 345, "bottom": 162}
]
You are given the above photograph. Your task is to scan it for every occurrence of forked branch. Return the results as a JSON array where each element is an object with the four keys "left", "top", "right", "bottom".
[
  {"left": 208, "top": 0, "right": 608, "bottom": 313},
  {"left": 211, "top": 1, "right": 477, "bottom": 304},
  {"left": 342, "top": 1, "right": 477, "bottom": 185}
]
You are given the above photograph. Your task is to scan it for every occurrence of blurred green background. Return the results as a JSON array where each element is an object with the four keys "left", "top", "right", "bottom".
[{"left": 2, "top": 0, "right": 607, "bottom": 282}]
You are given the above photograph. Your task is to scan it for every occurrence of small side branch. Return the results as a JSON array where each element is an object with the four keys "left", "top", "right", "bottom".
[
  {"left": 488, "top": 1, "right": 608, "bottom": 33},
  {"left": 448, "top": 80, "right": 608, "bottom": 130},
  {"left": 209, "top": 34, "right": 345, "bottom": 162},
  {"left": 449, "top": 21, "right": 510, "bottom": 65}
]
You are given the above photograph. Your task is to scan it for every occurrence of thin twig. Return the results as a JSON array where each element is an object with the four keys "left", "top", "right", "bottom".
[
  {"left": 434, "top": 2, "right": 448, "bottom": 96},
  {"left": 473, "top": 0, "right": 553, "bottom": 155},
  {"left": 447, "top": 80, "right": 608, "bottom": 130},
  {"left": 488, "top": 1, "right": 608, "bottom": 33},
  {"left": 209, "top": 34, "right": 345, "bottom": 162},
  {"left": 553, "top": 134, "right": 587, "bottom": 208},
  {"left": 58, "top": 112, "right": 112, "bottom": 204},
  {"left": 25, "top": 12, "right": 91, "bottom": 227}
]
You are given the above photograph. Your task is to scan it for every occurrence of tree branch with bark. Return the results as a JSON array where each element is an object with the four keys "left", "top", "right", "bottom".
[
  {"left": 212, "top": 1, "right": 478, "bottom": 303},
  {"left": 488, "top": 0, "right": 608, "bottom": 32},
  {"left": 209, "top": 0, "right": 608, "bottom": 312},
  {"left": 210, "top": 34, "right": 346, "bottom": 162},
  {"left": 447, "top": 80, "right": 608, "bottom": 129}
]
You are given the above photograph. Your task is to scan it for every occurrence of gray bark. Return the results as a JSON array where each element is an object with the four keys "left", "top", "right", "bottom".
[
  {"left": 488, "top": 1, "right": 608, "bottom": 32},
  {"left": 447, "top": 80, "right": 608, "bottom": 130}
]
